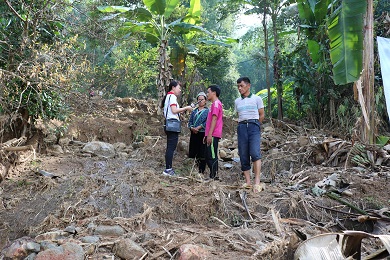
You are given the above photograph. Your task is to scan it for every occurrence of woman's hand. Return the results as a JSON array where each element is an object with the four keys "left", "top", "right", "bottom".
[
  {"left": 184, "top": 105, "right": 193, "bottom": 112},
  {"left": 171, "top": 105, "right": 193, "bottom": 114},
  {"left": 191, "top": 127, "right": 199, "bottom": 134}
]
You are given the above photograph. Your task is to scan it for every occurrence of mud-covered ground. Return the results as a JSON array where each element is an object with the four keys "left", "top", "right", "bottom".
[{"left": 1, "top": 95, "right": 389, "bottom": 259}]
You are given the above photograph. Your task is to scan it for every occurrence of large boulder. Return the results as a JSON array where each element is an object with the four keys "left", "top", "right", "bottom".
[
  {"left": 35, "top": 242, "right": 84, "bottom": 260},
  {"left": 82, "top": 141, "right": 115, "bottom": 158}
]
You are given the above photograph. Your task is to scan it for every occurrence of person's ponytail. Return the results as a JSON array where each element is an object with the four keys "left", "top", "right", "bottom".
[{"left": 160, "top": 80, "right": 179, "bottom": 108}]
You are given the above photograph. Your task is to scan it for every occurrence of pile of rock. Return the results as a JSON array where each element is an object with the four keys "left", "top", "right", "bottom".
[{"left": 1, "top": 223, "right": 208, "bottom": 259}]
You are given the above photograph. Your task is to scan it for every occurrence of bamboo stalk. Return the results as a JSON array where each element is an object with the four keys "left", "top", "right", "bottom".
[{"left": 326, "top": 192, "right": 368, "bottom": 215}]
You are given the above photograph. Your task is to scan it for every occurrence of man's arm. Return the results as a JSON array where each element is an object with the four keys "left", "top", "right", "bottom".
[
  {"left": 206, "top": 115, "right": 217, "bottom": 145},
  {"left": 258, "top": 108, "right": 265, "bottom": 123},
  {"left": 171, "top": 104, "right": 192, "bottom": 114}
]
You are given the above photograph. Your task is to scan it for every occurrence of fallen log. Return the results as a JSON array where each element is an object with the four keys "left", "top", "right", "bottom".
[{"left": 4, "top": 145, "right": 33, "bottom": 152}]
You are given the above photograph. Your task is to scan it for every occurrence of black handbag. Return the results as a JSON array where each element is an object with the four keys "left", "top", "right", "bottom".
[
  {"left": 164, "top": 95, "right": 181, "bottom": 132},
  {"left": 165, "top": 118, "right": 181, "bottom": 132}
]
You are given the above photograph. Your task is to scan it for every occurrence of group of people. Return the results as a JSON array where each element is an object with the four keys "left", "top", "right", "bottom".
[{"left": 162, "top": 77, "right": 265, "bottom": 193}]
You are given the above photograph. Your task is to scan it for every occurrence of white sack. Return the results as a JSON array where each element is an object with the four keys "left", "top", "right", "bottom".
[{"left": 377, "top": 36, "right": 390, "bottom": 120}]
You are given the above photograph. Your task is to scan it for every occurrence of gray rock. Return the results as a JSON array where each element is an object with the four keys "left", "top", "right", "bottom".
[
  {"left": 24, "top": 252, "right": 37, "bottom": 260},
  {"left": 35, "top": 231, "right": 68, "bottom": 242},
  {"left": 83, "top": 244, "right": 95, "bottom": 256},
  {"left": 26, "top": 242, "right": 41, "bottom": 252},
  {"left": 1, "top": 236, "right": 32, "bottom": 259},
  {"left": 43, "top": 134, "right": 57, "bottom": 144},
  {"left": 47, "top": 144, "right": 64, "bottom": 155},
  {"left": 113, "top": 142, "right": 127, "bottom": 152},
  {"left": 39, "top": 241, "right": 58, "bottom": 251},
  {"left": 113, "top": 238, "right": 146, "bottom": 260},
  {"left": 80, "top": 236, "right": 100, "bottom": 244},
  {"left": 35, "top": 242, "right": 84, "bottom": 260},
  {"left": 177, "top": 140, "right": 187, "bottom": 152},
  {"left": 58, "top": 137, "right": 71, "bottom": 146},
  {"left": 82, "top": 141, "right": 115, "bottom": 158},
  {"left": 94, "top": 225, "right": 125, "bottom": 237},
  {"left": 64, "top": 225, "right": 77, "bottom": 234}
]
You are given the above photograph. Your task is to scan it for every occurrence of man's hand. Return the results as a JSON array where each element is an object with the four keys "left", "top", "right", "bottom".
[{"left": 206, "top": 134, "right": 212, "bottom": 146}]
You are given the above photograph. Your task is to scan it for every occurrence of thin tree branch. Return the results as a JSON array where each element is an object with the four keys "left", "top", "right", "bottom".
[{"left": 4, "top": 0, "right": 26, "bottom": 22}]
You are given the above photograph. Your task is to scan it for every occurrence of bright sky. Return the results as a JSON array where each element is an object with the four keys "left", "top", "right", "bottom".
[{"left": 233, "top": 13, "right": 262, "bottom": 38}]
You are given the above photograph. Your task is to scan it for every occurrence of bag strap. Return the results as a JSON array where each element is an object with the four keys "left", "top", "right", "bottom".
[{"left": 165, "top": 95, "right": 171, "bottom": 118}]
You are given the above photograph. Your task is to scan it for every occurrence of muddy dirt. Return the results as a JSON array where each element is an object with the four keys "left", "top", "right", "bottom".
[{"left": 0, "top": 94, "right": 389, "bottom": 259}]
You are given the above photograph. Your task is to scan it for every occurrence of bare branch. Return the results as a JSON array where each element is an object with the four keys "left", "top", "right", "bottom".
[{"left": 3, "top": 0, "right": 26, "bottom": 22}]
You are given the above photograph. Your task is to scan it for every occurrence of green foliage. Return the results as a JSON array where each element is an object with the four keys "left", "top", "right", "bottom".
[
  {"left": 194, "top": 44, "right": 238, "bottom": 109},
  {"left": 260, "top": 81, "right": 303, "bottom": 120},
  {"left": 234, "top": 27, "right": 269, "bottom": 94},
  {"left": 327, "top": 0, "right": 366, "bottom": 85},
  {"left": 110, "top": 41, "right": 158, "bottom": 98},
  {"left": 376, "top": 136, "right": 390, "bottom": 147},
  {"left": 1, "top": 37, "right": 88, "bottom": 122},
  {"left": 335, "top": 96, "right": 361, "bottom": 133},
  {"left": 0, "top": 1, "right": 90, "bottom": 136}
]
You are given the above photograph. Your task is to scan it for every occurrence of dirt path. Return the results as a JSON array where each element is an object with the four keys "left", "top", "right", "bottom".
[{"left": 1, "top": 96, "right": 389, "bottom": 259}]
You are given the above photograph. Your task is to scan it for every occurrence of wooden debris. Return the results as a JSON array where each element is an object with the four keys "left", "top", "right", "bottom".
[
  {"left": 150, "top": 235, "right": 198, "bottom": 259},
  {"left": 239, "top": 191, "right": 253, "bottom": 221}
]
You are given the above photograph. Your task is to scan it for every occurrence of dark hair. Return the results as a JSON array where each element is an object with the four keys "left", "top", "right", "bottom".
[
  {"left": 237, "top": 77, "right": 250, "bottom": 84},
  {"left": 208, "top": 85, "right": 221, "bottom": 97},
  {"left": 160, "top": 80, "right": 180, "bottom": 108},
  {"left": 168, "top": 80, "right": 179, "bottom": 90}
]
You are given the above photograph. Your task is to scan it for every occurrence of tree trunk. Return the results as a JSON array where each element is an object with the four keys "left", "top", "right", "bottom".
[
  {"left": 157, "top": 40, "right": 172, "bottom": 112},
  {"left": 272, "top": 12, "right": 283, "bottom": 120},
  {"left": 173, "top": 46, "right": 187, "bottom": 106},
  {"left": 263, "top": 6, "right": 271, "bottom": 119},
  {"left": 362, "top": 0, "right": 375, "bottom": 144}
]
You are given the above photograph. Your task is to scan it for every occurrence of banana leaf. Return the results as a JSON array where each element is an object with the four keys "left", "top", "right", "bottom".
[{"left": 327, "top": 0, "right": 367, "bottom": 85}]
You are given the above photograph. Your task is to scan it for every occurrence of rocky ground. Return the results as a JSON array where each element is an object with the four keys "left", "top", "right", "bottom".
[{"left": 0, "top": 94, "right": 390, "bottom": 259}]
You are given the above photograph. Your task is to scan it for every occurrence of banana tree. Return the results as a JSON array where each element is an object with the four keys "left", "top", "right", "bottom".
[
  {"left": 297, "top": 0, "right": 373, "bottom": 143},
  {"left": 98, "top": 0, "right": 230, "bottom": 106},
  {"left": 327, "top": 0, "right": 367, "bottom": 85},
  {"left": 297, "top": 0, "right": 366, "bottom": 84},
  {"left": 328, "top": 0, "right": 374, "bottom": 143}
]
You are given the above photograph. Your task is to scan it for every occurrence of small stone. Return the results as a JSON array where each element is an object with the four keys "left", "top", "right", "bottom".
[
  {"left": 263, "top": 126, "right": 275, "bottom": 133},
  {"left": 223, "top": 163, "right": 233, "bottom": 169},
  {"left": 80, "top": 236, "right": 100, "bottom": 244},
  {"left": 219, "top": 149, "right": 227, "bottom": 158},
  {"left": 26, "top": 242, "right": 41, "bottom": 252},
  {"left": 178, "top": 244, "right": 210, "bottom": 260},
  {"left": 113, "top": 238, "right": 146, "bottom": 260},
  {"left": 35, "top": 231, "right": 68, "bottom": 242},
  {"left": 64, "top": 225, "right": 77, "bottom": 234},
  {"left": 47, "top": 145, "right": 64, "bottom": 155},
  {"left": 94, "top": 225, "right": 125, "bottom": 237},
  {"left": 58, "top": 137, "right": 71, "bottom": 146},
  {"left": 83, "top": 244, "right": 96, "bottom": 255},
  {"left": 177, "top": 140, "right": 187, "bottom": 152},
  {"left": 39, "top": 241, "right": 58, "bottom": 251},
  {"left": 24, "top": 253, "right": 38, "bottom": 260}
]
